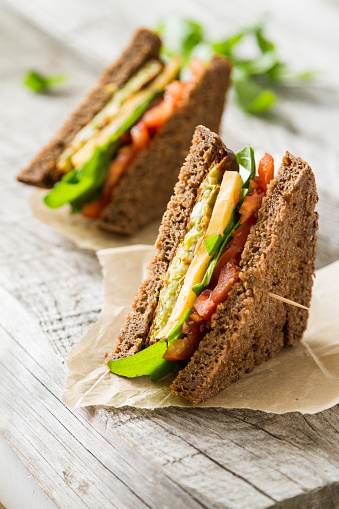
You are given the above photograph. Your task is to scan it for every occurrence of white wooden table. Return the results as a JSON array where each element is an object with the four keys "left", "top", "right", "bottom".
[{"left": 1, "top": 1, "right": 339, "bottom": 508}]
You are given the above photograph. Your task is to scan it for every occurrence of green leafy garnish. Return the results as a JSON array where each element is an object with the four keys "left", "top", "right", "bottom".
[
  {"left": 23, "top": 70, "right": 66, "bottom": 93},
  {"left": 167, "top": 308, "right": 193, "bottom": 342},
  {"left": 158, "top": 18, "right": 314, "bottom": 115},
  {"left": 157, "top": 19, "right": 203, "bottom": 64},
  {"left": 150, "top": 359, "right": 175, "bottom": 382},
  {"left": 233, "top": 70, "right": 277, "bottom": 114},
  {"left": 107, "top": 340, "right": 169, "bottom": 378},
  {"left": 44, "top": 93, "right": 158, "bottom": 210},
  {"left": 236, "top": 146, "right": 256, "bottom": 190},
  {"left": 204, "top": 234, "right": 223, "bottom": 256},
  {"left": 44, "top": 143, "right": 117, "bottom": 209},
  {"left": 107, "top": 308, "right": 193, "bottom": 381}
]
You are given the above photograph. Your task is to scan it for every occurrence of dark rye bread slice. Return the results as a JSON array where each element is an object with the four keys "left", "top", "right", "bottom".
[
  {"left": 107, "top": 126, "right": 237, "bottom": 360},
  {"left": 17, "top": 29, "right": 161, "bottom": 188},
  {"left": 171, "top": 151, "right": 318, "bottom": 404},
  {"left": 97, "top": 54, "right": 232, "bottom": 235}
]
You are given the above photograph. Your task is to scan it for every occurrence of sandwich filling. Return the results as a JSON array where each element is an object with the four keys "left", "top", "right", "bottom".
[
  {"left": 107, "top": 149, "right": 275, "bottom": 380},
  {"left": 44, "top": 56, "right": 207, "bottom": 218},
  {"left": 149, "top": 164, "right": 243, "bottom": 344},
  {"left": 149, "top": 159, "right": 234, "bottom": 343}
]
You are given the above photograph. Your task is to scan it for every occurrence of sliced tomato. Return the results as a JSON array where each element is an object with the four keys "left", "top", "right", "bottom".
[
  {"left": 239, "top": 189, "right": 264, "bottom": 224},
  {"left": 142, "top": 81, "right": 189, "bottom": 131},
  {"left": 189, "top": 57, "right": 206, "bottom": 79},
  {"left": 193, "top": 261, "right": 239, "bottom": 321},
  {"left": 81, "top": 198, "right": 106, "bottom": 219},
  {"left": 210, "top": 219, "right": 254, "bottom": 287},
  {"left": 258, "top": 153, "right": 274, "bottom": 192},
  {"left": 193, "top": 289, "right": 216, "bottom": 321},
  {"left": 165, "top": 80, "right": 188, "bottom": 103},
  {"left": 163, "top": 320, "right": 202, "bottom": 361},
  {"left": 130, "top": 121, "right": 151, "bottom": 151},
  {"left": 142, "top": 99, "right": 173, "bottom": 131},
  {"left": 210, "top": 259, "right": 239, "bottom": 305}
]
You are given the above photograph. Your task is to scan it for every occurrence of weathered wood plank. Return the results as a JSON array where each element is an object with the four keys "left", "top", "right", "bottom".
[
  {"left": 0, "top": 288, "right": 206, "bottom": 509},
  {"left": 0, "top": 1, "right": 339, "bottom": 508}
]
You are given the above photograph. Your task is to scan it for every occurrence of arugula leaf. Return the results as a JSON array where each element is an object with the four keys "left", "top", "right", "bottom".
[
  {"left": 236, "top": 146, "right": 256, "bottom": 190},
  {"left": 253, "top": 25, "right": 275, "bottom": 53},
  {"left": 107, "top": 308, "right": 193, "bottom": 381},
  {"left": 157, "top": 19, "right": 204, "bottom": 63},
  {"left": 238, "top": 51, "right": 279, "bottom": 76},
  {"left": 204, "top": 234, "right": 222, "bottom": 256},
  {"left": 233, "top": 71, "right": 277, "bottom": 114},
  {"left": 23, "top": 70, "right": 66, "bottom": 93},
  {"left": 167, "top": 308, "right": 193, "bottom": 341},
  {"left": 212, "top": 32, "right": 244, "bottom": 57},
  {"left": 44, "top": 142, "right": 117, "bottom": 209},
  {"left": 107, "top": 340, "right": 169, "bottom": 378},
  {"left": 158, "top": 18, "right": 314, "bottom": 115},
  {"left": 193, "top": 144, "right": 256, "bottom": 295},
  {"left": 150, "top": 359, "right": 176, "bottom": 382},
  {"left": 44, "top": 92, "right": 158, "bottom": 210}
]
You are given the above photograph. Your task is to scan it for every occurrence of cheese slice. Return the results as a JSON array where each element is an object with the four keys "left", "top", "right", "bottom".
[
  {"left": 157, "top": 170, "right": 243, "bottom": 339},
  {"left": 71, "top": 55, "right": 182, "bottom": 168}
]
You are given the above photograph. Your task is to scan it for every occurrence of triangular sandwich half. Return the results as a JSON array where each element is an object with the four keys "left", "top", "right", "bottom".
[
  {"left": 17, "top": 29, "right": 232, "bottom": 235},
  {"left": 106, "top": 125, "right": 318, "bottom": 404}
]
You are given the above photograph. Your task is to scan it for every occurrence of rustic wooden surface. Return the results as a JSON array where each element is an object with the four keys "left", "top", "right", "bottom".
[{"left": 0, "top": 0, "right": 339, "bottom": 508}]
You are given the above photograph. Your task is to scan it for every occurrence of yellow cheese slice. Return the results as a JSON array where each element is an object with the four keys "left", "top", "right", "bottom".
[
  {"left": 157, "top": 170, "right": 243, "bottom": 339},
  {"left": 71, "top": 55, "right": 182, "bottom": 168}
]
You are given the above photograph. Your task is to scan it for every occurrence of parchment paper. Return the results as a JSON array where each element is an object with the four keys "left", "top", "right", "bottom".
[
  {"left": 63, "top": 245, "right": 339, "bottom": 413},
  {"left": 30, "top": 190, "right": 160, "bottom": 250}
]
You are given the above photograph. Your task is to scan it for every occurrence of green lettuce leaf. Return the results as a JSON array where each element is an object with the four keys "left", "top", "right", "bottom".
[
  {"left": 44, "top": 93, "right": 158, "bottom": 210},
  {"left": 44, "top": 142, "right": 117, "bottom": 209},
  {"left": 204, "top": 234, "right": 222, "bottom": 256},
  {"left": 107, "top": 308, "right": 193, "bottom": 381},
  {"left": 107, "top": 340, "right": 169, "bottom": 378},
  {"left": 236, "top": 145, "right": 256, "bottom": 191},
  {"left": 150, "top": 359, "right": 176, "bottom": 382}
]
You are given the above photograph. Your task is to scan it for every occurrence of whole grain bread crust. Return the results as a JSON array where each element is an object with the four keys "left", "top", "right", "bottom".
[
  {"left": 97, "top": 54, "right": 232, "bottom": 235},
  {"left": 171, "top": 151, "right": 318, "bottom": 404},
  {"left": 17, "top": 29, "right": 161, "bottom": 188},
  {"left": 107, "top": 126, "right": 235, "bottom": 360}
]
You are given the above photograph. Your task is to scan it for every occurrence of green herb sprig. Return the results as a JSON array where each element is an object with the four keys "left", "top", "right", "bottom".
[
  {"left": 23, "top": 70, "right": 67, "bottom": 93},
  {"left": 157, "top": 19, "right": 314, "bottom": 115}
]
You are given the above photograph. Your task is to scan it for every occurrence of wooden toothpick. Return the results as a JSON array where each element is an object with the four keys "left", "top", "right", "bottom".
[{"left": 268, "top": 292, "right": 310, "bottom": 310}]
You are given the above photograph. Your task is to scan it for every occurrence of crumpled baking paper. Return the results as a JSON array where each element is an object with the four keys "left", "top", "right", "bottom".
[
  {"left": 30, "top": 190, "right": 160, "bottom": 250},
  {"left": 62, "top": 245, "right": 339, "bottom": 413}
]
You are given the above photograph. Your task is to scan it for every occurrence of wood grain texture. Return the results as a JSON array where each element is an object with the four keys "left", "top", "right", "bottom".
[{"left": 0, "top": 1, "right": 339, "bottom": 508}]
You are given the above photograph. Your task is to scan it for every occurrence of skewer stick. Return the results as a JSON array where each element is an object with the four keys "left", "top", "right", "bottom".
[{"left": 268, "top": 292, "right": 309, "bottom": 310}]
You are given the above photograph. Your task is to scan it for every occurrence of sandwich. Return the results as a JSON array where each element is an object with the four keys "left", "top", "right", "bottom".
[
  {"left": 17, "top": 29, "right": 232, "bottom": 235},
  {"left": 106, "top": 125, "right": 318, "bottom": 405}
]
